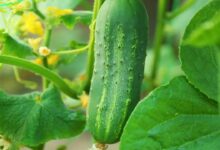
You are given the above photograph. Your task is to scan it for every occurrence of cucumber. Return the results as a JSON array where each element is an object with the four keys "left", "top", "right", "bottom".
[{"left": 88, "top": 0, "right": 148, "bottom": 144}]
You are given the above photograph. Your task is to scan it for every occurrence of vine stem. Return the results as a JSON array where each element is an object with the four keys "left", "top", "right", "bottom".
[
  {"left": 83, "top": 0, "right": 104, "bottom": 92},
  {"left": 13, "top": 67, "right": 37, "bottom": 90},
  {"left": 31, "top": 0, "right": 45, "bottom": 20},
  {"left": 53, "top": 45, "right": 90, "bottom": 55},
  {"left": 31, "top": 0, "right": 49, "bottom": 92},
  {"left": 166, "top": 0, "right": 196, "bottom": 19},
  {"left": 42, "top": 28, "right": 52, "bottom": 90},
  {"left": 43, "top": 28, "right": 52, "bottom": 47},
  {"left": 0, "top": 55, "right": 78, "bottom": 99},
  {"left": 150, "top": 0, "right": 168, "bottom": 88}
]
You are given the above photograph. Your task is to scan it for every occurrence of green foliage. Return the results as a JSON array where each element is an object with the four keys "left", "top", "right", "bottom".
[
  {"left": 144, "top": 45, "right": 182, "bottom": 86},
  {"left": 0, "top": 31, "right": 33, "bottom": 58},
  {"left": 61, "top": 11, "right": 93, "bottom": 29},
  {"left": 180, "top": 0, "right": 220, "bottom": 101},
  {"left": 0, "top": 86, "right": 85, "bottom": 147},
  {"left": 184, "top": 1, "right": 220, "bottom": 46},
  {"left": 0, "top": 0, "right": 219, "bottom": 149},
  {"left": 169, "top": 0, "right": 210, "bottom": 34},
  {"left": 180, "top": 46, "right": 219, "bottom": 101},
  {"left": 120, "top": 76, "right": 219, "bottom": 150}
]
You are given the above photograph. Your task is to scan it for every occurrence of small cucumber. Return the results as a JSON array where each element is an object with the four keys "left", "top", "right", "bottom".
[{"left": 88, "top": 0, "right": 148, "bottom": 144}]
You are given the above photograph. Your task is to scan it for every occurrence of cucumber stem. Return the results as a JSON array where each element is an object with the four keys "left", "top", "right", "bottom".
[
  {"left": 95, "top": 143, "right": 108, "bottom": 150},
  {"left": 83, "top": 0, "right": 104, "bottom": 93}
]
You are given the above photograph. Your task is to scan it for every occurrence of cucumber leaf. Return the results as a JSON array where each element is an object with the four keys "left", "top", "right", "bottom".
[
  {"left": 0, "top": 86, "right": 85, "bottom": 146},
  {"left": 180, "top": 0, "right": 220, "bottom": 101},
  {"left": 120, "top": 76, "right": 219, "bottom": 150},
  {"left": 0, "top": 31, "right": 34, "bottom": 58},
  {"left": 184, "top": 1, "right": 220, "bottom": 46}
]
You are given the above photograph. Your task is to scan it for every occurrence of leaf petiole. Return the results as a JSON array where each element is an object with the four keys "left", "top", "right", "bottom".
[{"left": 13, "top": 67, "right": 38, "bottom": 90}]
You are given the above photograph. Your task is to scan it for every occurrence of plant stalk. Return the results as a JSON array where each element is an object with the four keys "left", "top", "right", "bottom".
[
  {"left": 0, "top": 55, "right": 78, "bottom": 99},
  {"left": 32, "top": 0, "right": 45, "bottom": 20},
  {"left": 42, "top": 28, "right": 52, "bottom": 90},
  {"left": 53, "top": 45, "right": 89, "bottom": 55},
  {"left": 150, "top": 0, "right": 168, "bottom": 88},
  {"left": 83, "top": 0, "right": 104, "bottom": 93}
]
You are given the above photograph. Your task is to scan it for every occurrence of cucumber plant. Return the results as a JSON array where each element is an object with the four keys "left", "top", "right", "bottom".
[{"left": 0, "top": 0, "right": 219, "bottom": 150}]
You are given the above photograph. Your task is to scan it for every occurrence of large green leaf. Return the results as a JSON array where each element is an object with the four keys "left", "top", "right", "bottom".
[
  {"left": 0, "top": 86, "right": 85, "bottom": 146},
  {"left": 180, "top": 0, "right": 220, "bottom": 101},
  {"left": 120, "top": 76, "right": 219, "bottom": 150},
  {"left": 0, "top": 31, "right": 33, "bottom": 58}
]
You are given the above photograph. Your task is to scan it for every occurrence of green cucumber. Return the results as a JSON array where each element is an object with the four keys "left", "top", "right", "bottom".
[{"left": 88, "top": 0, "right": 148, "bottom": 144}]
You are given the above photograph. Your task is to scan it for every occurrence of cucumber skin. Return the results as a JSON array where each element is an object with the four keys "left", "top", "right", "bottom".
[{"left": 88, "top": 0, "right": 148, "bottom": 144}]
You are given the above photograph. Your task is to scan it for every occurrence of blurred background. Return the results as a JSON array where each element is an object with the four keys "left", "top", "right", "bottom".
[{"left": 0, "top": 0, "right": 211, "bottom": 149}]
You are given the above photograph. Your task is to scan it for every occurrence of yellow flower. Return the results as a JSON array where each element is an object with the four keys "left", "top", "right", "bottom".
[
  {"left": 28, "top": 37, "right": 42, "bottom": 51},
  {"left": 38, "top": 46, "right": 51, "bottom": 56},
  {"left": 79, "top": 92, "right": 89, "bottom": 108},
  {"left": 32, "top": 57, "right": 43, "bottom": 65},
  {"left": 19, "top": 12, "right": 44, "bottom": 36},
  {"left": 47, "top": 6, "right": 73, "bottom": 18},
  {"left": 48, "top": 54, "right": 59, "bottom": 65}
]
